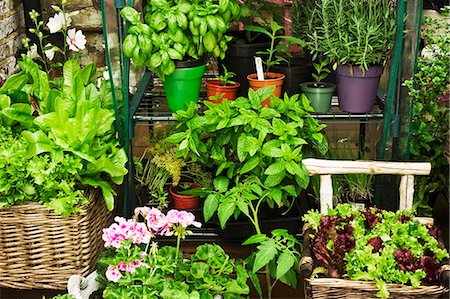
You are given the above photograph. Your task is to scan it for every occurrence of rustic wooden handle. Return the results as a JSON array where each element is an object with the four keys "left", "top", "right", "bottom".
[{"left": 300, "top": 223, "right": 314, "bottom": 278}]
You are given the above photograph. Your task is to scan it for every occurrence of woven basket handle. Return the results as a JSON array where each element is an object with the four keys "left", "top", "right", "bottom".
[
  {"left": 299, "top": 223, "right": 314, "bottom": 278},
  {"left": 440, "top": 264, "right": 450, "bottom": 288}
]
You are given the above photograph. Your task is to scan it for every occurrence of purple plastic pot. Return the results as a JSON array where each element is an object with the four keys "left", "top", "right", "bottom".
[{"left": 336, "top": 65, "right": 384, "bottom": 113}]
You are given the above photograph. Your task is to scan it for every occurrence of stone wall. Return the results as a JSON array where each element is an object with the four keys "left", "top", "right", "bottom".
[
  {"left": 40, "top": 0, "right": 105, "bottom": 67},
  {"left": 0, "top": 1, "right": 25, "bottom": 80}
]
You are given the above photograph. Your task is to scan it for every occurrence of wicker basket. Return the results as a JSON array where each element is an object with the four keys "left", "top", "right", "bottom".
[
  {"left": 304, "top": 277, "right": 449, "bottom": 299},
  {"left": 0, "top": 190, "right": 113, "bottom": 290}
]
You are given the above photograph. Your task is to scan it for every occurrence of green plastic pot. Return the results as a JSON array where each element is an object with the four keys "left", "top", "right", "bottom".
[
  {"left": 300, "top": 82, "right": 336, "bottom": 113},
  {"left": 163, "top": 60, "right": 206, "bottom": 112}
]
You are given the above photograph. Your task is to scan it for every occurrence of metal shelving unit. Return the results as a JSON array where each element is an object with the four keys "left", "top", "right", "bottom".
[{"left": 101, "top": 0, "right": 422, "bottom": 216}]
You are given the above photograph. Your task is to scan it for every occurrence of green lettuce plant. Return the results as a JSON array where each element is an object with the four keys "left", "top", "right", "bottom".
[
  {"left": 405, "top": 8, "right": 449, "bottom": 216},
  {"left": 167, "top": 86, "right": 328, "bottom": 298},
  {"left": 303, "top": 204, "right": 448, "bottom": 298},
  {"left": 0, "top": 1, "right": 126, "bottom": 216}
]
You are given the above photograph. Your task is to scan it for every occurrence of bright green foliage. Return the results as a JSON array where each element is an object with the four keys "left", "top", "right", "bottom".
[
  {"left": 0, "top": 56, "right": 128, "bottom": 215},
  {"left": 98, "top": 243, "right": 249, "bottom": 299},
  {"left": 120, "top": 0, "right": 240, "bottom": 79},
  {"left": 405, "top": 10, "right": 449, "bottom": 216},
  {"left": 292, "top": 0, "right": 396, "bottom": 70},
  {"left": 168, "top": 87, "right": 328, "bottom": 296},
  {"left": 303, "top": 204, "right": 449, "bottom": 298},
  {"left": 246, "top": 21, "right": 305, "bottom": 74}
]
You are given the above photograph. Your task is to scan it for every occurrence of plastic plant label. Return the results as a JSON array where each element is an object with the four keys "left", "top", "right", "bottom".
[{"left": 254, "top": 57, "right": 264, "bottom": 81}]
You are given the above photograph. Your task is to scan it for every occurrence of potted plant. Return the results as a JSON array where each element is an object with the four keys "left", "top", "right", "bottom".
[
  {"left": 120, "top": 1, "right": 240, "bottom": 112},
  {"left": 405, "top": 9, "right": 449, "bottom": 216},
  {"left": 302, "top": 204, "right": 449, "bottom": 298},
  {"left": 245, "top": 21, "right": 305, "bottom": 103},
  {"left": 221, "top": 0, "right": 284, "bottom": 96},
  {"left": 96, "top": 208, "right": 251, "bottom": 298},
  {"left": 0, "top": 2, "right": 128, "bottom": 289},
  {"left": 135, "top": 137, "right": 213, "bottom": 209},
  {"left": 167, "top": 86, "right": 329, "bottom": 298},
  {"left": 300, "top": 57, "right": 336, "bottom": 113},
  {"left": 291, "top": 0, "right": 396, "bottom": 113},
  {"left": 273, "top": 40, "right": 312, "bottom": 96},
  {"left": 169, "top": 182, "right": 202, "bottom": 209},
  {"left": 205, "top": 65, "right": 241, "bottom": 103}
]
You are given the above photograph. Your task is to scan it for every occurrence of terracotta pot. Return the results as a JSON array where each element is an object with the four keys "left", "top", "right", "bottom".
[
  {"left": 205, "top": 79, "right": 241, "bottom": 103},
  {"left": 169, "top": 182, "right": 201, "bottom": 209},
  {"left": 247, "top": 72, "right": 285, "bottom": 107}
]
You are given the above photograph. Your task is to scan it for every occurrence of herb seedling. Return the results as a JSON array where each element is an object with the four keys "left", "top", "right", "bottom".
[{"left": 246, "top": 21, "right": 305, "bottom": 75}]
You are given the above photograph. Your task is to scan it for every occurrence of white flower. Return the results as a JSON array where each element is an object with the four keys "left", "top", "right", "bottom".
[
  {"left": 66, "top": 28, "right": 86, "bottom": 52},
  {"left": 44, "top": 43, "right": 56, "bottom": 60},
  {"left": 103, "top": 70, "right": 110, "bottom": 81},
  {"left": 47, "top": 12, "right": 66, "bottom": 33},
  {"left": 27, "top": 44, "right": 39, "bottom": 59}
]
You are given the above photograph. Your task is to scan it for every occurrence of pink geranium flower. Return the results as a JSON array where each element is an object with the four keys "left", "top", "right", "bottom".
[
  {"left": 105, "top": 265, "right": 122, "bottom": 282},
  {"left": 102, "top": 216, "right": 152, "bottom": 248}
]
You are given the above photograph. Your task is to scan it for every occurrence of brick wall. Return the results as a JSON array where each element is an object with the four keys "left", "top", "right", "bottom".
[{"left": 0, "top": 1, "right": 25, "bottom": 80}]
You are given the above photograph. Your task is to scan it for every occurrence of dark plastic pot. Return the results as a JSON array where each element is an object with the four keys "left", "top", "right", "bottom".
[
  {"left": 221, "top": 31, "right": 270, "bottom": 96},
  {"left": 163, "top": 60, "right": 206, "bottom": 112},
  {"left": 300, "top": 82, "right": 336, "bottom": 113},
  {"left": 273, "top": 59, "right": 312, "bottom": 96},
  {"left": 335, "top": 64, "right": 384, "bottom": 113}
]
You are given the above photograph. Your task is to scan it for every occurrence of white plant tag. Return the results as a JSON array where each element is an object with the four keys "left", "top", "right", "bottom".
[{"left": 254, "top": 57, "right": 264, "bottom": 81}]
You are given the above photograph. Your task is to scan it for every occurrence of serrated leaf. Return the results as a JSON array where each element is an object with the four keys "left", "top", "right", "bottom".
[
  {"left": 269, "top": 188, "right": 282, "bottom": 205},
  {"left": 264, "top": 160, "right": 286, "bottom": 175},
  {"left": 253, "top": 240, "right": 278, "bottom": 272},
  {"left": 242, "top": 234, "right": 267, "bottom": 245},
  {"left": 264, "top": 171, "right": 286, "bottom": 187},
  {"left": 276, "top": 250, "right": 295, "bottom": 279},
  {"left": 218, "top": 200, "right": 236, "bottom": 229},
  {"left": 214, "top": 176, "right": 229, "bottom": 192},
  {"left": 237, "top": 135, "right": 248, "bottom": 162},
  {"left": 285, "top": 160, "right": 302, "bottom": 175},
  {"left": 295, "top": 164, "right": 310, "bottom": 189},
  {"left": 240, "top": 156, "right": 260, "bottom": 174},
  {"left": 261, "top": 139, "right": 284, "bottom": 157}
]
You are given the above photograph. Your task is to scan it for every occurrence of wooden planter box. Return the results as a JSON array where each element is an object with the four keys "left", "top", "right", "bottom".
[{"left": 0, "top": 190, "right": 112, "bottom": 290}]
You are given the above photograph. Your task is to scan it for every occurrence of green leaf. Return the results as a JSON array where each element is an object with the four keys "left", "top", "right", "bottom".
[
  {"left": 80, "top": 63, "right": 96, "bottom": 85},
  {"left": 264, "top": 171, "right": 286, "bottom": 187},
  {"left": 242, "top": 234, "right": 267, "bottom": 245},
  {"left": 261, "top": 139, "right": 283, "bottom": 157},
  {"left": 218, "top": 199, "right": 236, "bottom": 229},
  {"left": 213, "top": 176, "right": 229, "bottom": 192},
  {"left": 285, "top": 160, "right": 302, "bottom": 175},
  {"left": 264, "top": 160, "right": 286, "bottom": 175},
  {"left": 203, "top": 193, "right": 219, "bottom": 222},
  {"left": 166, "top": 132, "right": 187, "bottom": 144},
  {"left": 245, "top": 25, "right": 271, "bottom": 37},
  {"left": 276, "top": 250, "right": 295, "bottom": 279},
  {"left": 237, "top": 134, "right": 248, "bottom": 162},
  {"left": 253, "top": 239, "right": 278, "bottom": 272},
  {"left": 269, "top": 188, "right": 282, "bottom": 205},
  {"left": 80, "top": 177, "right": 116, "bottom": 211},
  {"left": 240, "top": 156, "right": 260, "bottom": 174},
  {"left": 0, "top": 71, "right": 28, "bottom": 91},
  {"left": 295, "top": 163, "right": 310, "bottom": 189}
]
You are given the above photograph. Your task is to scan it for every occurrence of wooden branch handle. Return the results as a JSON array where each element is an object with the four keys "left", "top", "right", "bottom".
[
  {"left": 300, "top": 223, "right": 314, "bottom": 278},
  {"left": 302, "top": 159, "right": 431, "bottom": 175}
]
